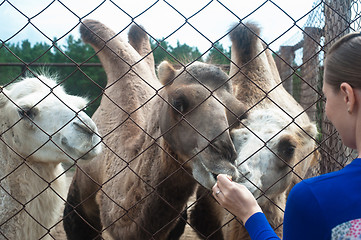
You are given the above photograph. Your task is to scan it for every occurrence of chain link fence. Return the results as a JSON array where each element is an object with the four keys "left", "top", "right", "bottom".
[{"left": 1, "top": 0, "right": 361, "bottom": 239}]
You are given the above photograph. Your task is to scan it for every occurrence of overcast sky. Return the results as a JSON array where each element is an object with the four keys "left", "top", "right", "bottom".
[{"left": 0, "top": 0, "right": 319, "bottom": 53}]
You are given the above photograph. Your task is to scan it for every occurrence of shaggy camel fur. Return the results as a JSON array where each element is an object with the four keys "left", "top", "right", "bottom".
[
  {"left": 63, "top": 20, "right": 248, "bottom": 240},
  {"left": 0, "top": 76, "right": 101, "bottom": 240},
  {"left": 189, "top": 23, "right": 318, "bottom": 239}
]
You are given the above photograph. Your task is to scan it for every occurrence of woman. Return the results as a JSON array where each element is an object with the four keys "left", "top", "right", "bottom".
[{"left": 213, "top": 32, "right": 361, "bottom": 240}]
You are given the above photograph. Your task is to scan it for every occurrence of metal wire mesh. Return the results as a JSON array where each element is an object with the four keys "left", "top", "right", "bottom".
[{"left": 1, "top": 0, "right": 361, "bottom": 239}]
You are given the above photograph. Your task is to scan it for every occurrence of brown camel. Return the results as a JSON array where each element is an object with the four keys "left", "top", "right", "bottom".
[
  {"left": 63, "top": 20, "right": 248, "bottom": 239},
  {"left": 189, "top": 22, "right": 318, "bottom": 239}
]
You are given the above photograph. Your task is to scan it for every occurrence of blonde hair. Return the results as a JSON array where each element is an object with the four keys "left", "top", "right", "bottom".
[{"left": 324, "top": 32, "right": 361, "bottom": 91}]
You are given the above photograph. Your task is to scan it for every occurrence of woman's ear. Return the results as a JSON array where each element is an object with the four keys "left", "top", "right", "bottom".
[{"left": 340, "top": 82, "right": 356, "bottom": 113}]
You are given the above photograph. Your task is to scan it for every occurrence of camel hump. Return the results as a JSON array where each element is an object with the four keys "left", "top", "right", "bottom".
[
  {"left": 80, "top": 19, "right": 117, "bottom": 49},
  {"left": 128, "top": 24, "right": 157, "bottom": 79},
  {"left": 128, "top": 24, "right": 147, "bottom": 53},
  {"left": 229, "top": 22, "right": 261, "bottom": 62}
]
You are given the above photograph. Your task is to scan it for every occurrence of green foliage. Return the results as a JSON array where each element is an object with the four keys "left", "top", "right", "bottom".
[
  {"left": 150, "top": 38, "right": 203, "bottom": 64},
  {"left": 0, "top": 38, "right": 106, "bottom": 116},
  {"left": 150, "top": 38, "right": 230, "bottom": 66},
  {"left": 206, "top": 42, "right": 231, "bottom": 65},
  {"left": 170, "top": 41, "right": 203, "bottom": 64},
  {"left": 150, "top": 38, "right": 173, "bottom": 64},
  {"left": 1, "top": 35, "right": 230, "bottom": 115}
]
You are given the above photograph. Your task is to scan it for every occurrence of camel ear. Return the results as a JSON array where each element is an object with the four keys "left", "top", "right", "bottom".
[
  {"left": 303, "top": 123, "right": 317, "bottom": 139},
  {"left": 296, "top": 123, "right": 317, "bottom": 144},
  {"left": 226, "top": 101, "right": 248, "bottom": 129},
  {"left": 220, "top": 92, "right": 248, "bottom": 129},
  {"left": 0, "top": 86, "right": 8, "bottom": 107},
  {"left": 158, "top": 61, "right": 176, "bottom": 86}
]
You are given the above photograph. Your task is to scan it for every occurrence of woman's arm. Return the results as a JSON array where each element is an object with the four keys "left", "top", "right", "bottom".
[
  {"left": 212, "top": 174, "right": 262, "bottom": 223},
  {"left": 213, "top": 174, "right": 280, "bottom": 240}
]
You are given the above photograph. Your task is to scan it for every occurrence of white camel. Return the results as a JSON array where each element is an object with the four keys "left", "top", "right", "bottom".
[{"left": 0, "top": 75, "right": 102, "bottom": 240}]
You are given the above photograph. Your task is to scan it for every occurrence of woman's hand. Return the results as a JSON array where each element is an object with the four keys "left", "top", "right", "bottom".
[{"left": 212, "top": 174, "right": 262, "bottom": 224}]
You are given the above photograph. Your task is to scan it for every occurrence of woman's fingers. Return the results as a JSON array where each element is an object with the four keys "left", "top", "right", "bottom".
[
  {"left": 212, "top": 174, "right": 263, "bottom": 223},
  {"left": 213, "top": 174, "right": 235, "bottom": 202},
  {"left": 212, "top": 183, "right": 222, "bottom": 199},
  {"left": 216, "top": 174, "right": 233, "bottom": 192}
]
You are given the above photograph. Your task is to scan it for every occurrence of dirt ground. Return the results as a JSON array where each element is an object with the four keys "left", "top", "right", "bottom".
[{"left": 53, "top": 222, "right": 199, "bottom": 240}]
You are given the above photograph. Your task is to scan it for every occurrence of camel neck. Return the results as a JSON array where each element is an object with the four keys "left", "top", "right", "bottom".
[{"left": 132, "top": 141, "right": 197, "bottom": 239}]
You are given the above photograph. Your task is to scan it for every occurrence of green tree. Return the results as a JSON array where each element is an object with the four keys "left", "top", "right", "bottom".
[
  {"left": 1, "top": 36, "right": 219, "bottom": 116},
  {"left": 0, "top": 37, "right": 106, "bottom": 116},
  {"left": 170, "top": 41, "right": 203, "bottom": 64},
  {"left": 150, "top": 38, "right": 172, "bottom": 65},
  {"left": 206, "top": 42, "right": 230, "bottom": 65},
  {"left": 150, "top": 38, "right": 203, "bottom": 64},
  {"left": 0, "top": 41, "right": 32, "bottom": 85}
]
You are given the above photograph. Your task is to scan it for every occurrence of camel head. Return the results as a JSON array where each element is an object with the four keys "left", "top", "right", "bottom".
[
  {"left": 158, "top": 61, "right": 248, "bottom": 189},
  {"left": 231, "top": 108, "right": 317, "bottom": 204},
  {"left": 0, "top": 76, "right": 102, "bottom": 163}
]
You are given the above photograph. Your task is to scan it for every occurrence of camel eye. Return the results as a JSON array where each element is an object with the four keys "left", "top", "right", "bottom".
[
  {"left": 18, "top": 107, "right": 36, "bottom": 120},
  {"left": 277, "top": 138, "right": 296, "bottom": 161},
  {"left": 282, "top": 145, "right": 295, "bottom": 157},
  {"left": 172, "top": 96, "right": 188, "bottom": 113}
]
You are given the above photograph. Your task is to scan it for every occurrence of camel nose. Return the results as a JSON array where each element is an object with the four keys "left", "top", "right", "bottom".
[
  {"left": 73, "top": 121, "right": 94, "bottom": 136},
  {"left": 74, "top": 112, "right": 98, "bottom": 136}
]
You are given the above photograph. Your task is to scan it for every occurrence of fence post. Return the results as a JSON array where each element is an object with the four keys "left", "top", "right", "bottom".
[
  {"left": 321, "top": 0, "right": 354, "bottom": 174},
  {"left": 300, "top": 27, "right": 322, "bottom": 122},
  {"left": 276, "top": 46, "right": 295, "bottom": 95}
]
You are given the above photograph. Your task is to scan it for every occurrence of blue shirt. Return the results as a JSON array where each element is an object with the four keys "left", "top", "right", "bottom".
[{"left": 245, "top": 158, "right": 361, "bottom": 240}]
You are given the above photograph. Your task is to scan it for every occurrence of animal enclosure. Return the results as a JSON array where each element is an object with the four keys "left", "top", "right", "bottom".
[{"left": 1, "top": 0, "right": 361, "bottom": 239}]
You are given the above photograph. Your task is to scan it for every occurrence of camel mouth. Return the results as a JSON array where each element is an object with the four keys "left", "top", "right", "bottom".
[
  {"left": 236, "top": 171, "right": 251, "bottom": 183},
  {"left": 78, "top": 148, "right": 100, "bottom": 160},
  {"left": 191, "top": 148, "right": 241, "bottom": 189}
]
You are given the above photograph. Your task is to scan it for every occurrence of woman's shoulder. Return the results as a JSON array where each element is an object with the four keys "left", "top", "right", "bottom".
[
  {"left": 301, "top": 158, "right": 361, "bottom": 186},
  {"left": 284, "top": 172, "right": 343, "bottom": 229},
  {"left": 289, "top": 158, "right": 361, "bottom": 204}
]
